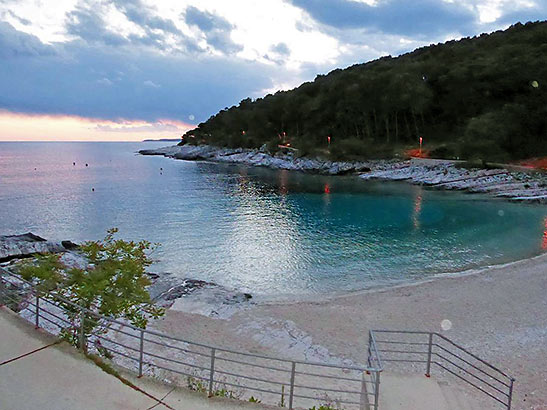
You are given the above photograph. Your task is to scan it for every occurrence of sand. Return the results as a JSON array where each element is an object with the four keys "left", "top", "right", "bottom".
[{"left": 150, "top": 253, "right": 547, "bottom": 410}]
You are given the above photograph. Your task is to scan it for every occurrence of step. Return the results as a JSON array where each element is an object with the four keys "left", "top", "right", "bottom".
[
  {"left": 438, "top": 381, "right": 488, "bottom": 410},
  {"left": 378, "top": 373, "right": 449, "bottom": 410}
]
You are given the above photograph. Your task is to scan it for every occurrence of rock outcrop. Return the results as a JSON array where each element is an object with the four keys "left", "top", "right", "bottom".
[
  {"left": 139, "top": 144, "right": 376, "bottom": 175},
  {"left": 140, "top": 144, "right": 547, "bottom": 203},
  {"left": 0, "top": 233, "right": 78, "bottom": 262}
]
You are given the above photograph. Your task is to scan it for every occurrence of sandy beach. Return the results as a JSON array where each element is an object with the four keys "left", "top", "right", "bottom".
[{"left": 149, "top": 252, "right": 547, "bottom": 410}]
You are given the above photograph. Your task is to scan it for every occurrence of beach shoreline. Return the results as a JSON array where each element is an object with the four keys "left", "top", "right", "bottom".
[
  {"left": 150, "top": 251, "right": 547, "bottom": 409},
  {"left": 140, "top": 144, "right": 547, "bottom": 203},
  {"left": 2, "top": 236, "right": 546, "bottom": 409}
]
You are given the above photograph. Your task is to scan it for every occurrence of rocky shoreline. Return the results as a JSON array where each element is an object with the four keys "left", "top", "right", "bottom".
[
  {"left": 0, "top": 233, "right": 253, "bottom": 318},
  {"left": 140, "top": 144, "right": 547, "bottom": 203}
]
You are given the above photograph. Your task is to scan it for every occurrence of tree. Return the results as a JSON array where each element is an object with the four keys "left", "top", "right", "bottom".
[
  {"left": 18, "top": 228, "right": 164, "bottom": 350},
  {"left": 182, "top": 21, "right": 547, "bottom": 162}
]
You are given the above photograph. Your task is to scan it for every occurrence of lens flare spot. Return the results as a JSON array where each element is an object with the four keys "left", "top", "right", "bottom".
[{"left": 441, "top": 319, "right": 452, "bottom": 331}]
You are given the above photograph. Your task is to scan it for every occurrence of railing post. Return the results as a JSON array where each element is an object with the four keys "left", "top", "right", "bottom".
[
  {"left": 425, "top": 332, "right": 433, "bottom": 377},
  {"left": 288, "top": 361, "right": 296, "bottom": 410},
  {"left": 359, "top": 370, "right": 369, "bottom": 410},
  {"left": 79, "top": 308, "right": 86, "bottom": 352},
  {"left": 374, "top": 371, "right": 381, "bottom": 410},
  {"left": 507, "top": 378, "right": 515, "bottom": 410},
  {"left": 138, "top": 329, "right": 145, "bottom": 377},
  {"left": 35, "top": 294, "right": 40, "bottom": 329},
  {"left": 367, "top": 331, "right": 372, "bottom": 369},
  {"left": 0, "top": 274, "right": 5, "bottom": 307},
  {"left": 208, "top": 348, "right": 216, "bottom": 396}
]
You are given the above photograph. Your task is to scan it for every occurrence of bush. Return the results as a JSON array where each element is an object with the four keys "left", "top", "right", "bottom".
[{"left": 18, "top": 229, "right": 164, "bottom": 350}]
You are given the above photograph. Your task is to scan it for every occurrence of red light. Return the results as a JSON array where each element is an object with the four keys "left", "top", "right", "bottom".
[{"left": 324, "top": 184, "right": 330, "bottom": 194}]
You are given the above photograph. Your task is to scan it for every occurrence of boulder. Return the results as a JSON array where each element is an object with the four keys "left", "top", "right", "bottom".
[{"left": 0, "top": 233, "right": 66, "bottom": 262}]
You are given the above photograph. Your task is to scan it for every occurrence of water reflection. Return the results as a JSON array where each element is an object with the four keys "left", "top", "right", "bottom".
[
  {"left": 412, "top": 187, "right": 423, "bottom": 230},
  {"left": 1, "top": 142, "right": 546, "bottom": 296}
]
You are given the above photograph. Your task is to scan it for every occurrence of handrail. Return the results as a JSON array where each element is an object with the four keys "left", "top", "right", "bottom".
[
  {"left": 370, "top": 329, "right": 515, "bottom": 409},
  {"left": 0, "top": 267, "right": 380, "bottom": 410}
]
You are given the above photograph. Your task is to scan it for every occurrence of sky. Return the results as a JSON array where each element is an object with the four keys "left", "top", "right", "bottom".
[{"left": 0, "top": 0, "right": 545, "bottom": 141}]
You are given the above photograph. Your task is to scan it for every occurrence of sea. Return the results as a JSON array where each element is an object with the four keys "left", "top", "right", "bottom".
[{"left": 1, "top": 141, "right": 545, "bottom": 296}]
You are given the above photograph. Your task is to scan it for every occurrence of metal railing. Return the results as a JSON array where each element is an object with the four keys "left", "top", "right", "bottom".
[
  {"left": 0, "top": 267, "right": 514, "bottom": 410},
  {"left": 369, "top": 330, "right": 515, "bottom": 409},
  {"left": 0, "top": 267, "right": 382, "bottom": 410}
]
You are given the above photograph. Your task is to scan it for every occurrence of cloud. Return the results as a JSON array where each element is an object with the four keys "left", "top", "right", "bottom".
[
  {"left": 184, "top": 6, "right": 243, "bottom": 54},
  {"left": 0, "top": 21, "right": 55, "bottom": 57},
  {"left": 4, "top": 10, "right": 31, "bottom": 25},
  {"left": 66, "top": 4, "right": 128, "bottom": 46},
  {"left": 185, "top": 6, "right": 232, "bottom": 32},
  {"left": 114, "top": 0, "right": 182, "bottom": 35},
  {"left": 0, "top": 21, "right": 281, "bottom": 123},
  {"left": 95, "top": 120, "right": 187, "bottom": 133},
  {"left": 97, "top": 78, "right": 113, "bottom": 86},
  {"left": 288, "top": 0, "right": 478, "bottom": 37},
  {"left": 143, "top": 79, "right": 160, "bottom": 88},
  {"left": 495, "top": 2, "right": 547, "bottom": 26},
  {"left": 271, "top": 42, "right": 290, "bottom": 56}
]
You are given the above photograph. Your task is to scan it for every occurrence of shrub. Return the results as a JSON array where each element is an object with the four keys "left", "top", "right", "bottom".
[{"left": 18, "top": 229, "right": 164, "bottom": 350}]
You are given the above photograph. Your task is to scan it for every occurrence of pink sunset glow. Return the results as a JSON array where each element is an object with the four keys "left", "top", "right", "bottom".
[{"left": 0, "top": 111, "right": 194, "bottom": 142}]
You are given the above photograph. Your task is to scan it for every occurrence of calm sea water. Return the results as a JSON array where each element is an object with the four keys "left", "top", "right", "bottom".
[{"left": 1, "top": 142, "right": 546, "bottom": 296}]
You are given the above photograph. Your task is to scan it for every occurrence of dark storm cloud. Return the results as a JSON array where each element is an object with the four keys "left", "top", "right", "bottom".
[
  {"left": 288, "top": 0, "right": 477, "bottom": 37},
  {"left": 0, "top": 22, "right": 277, "bottom": 122},
  {"left": 184, "top": 6, "right": 243, "bottom": 54}
]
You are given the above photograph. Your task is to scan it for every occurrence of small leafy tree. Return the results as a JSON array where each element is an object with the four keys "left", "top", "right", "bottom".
[{"left": 19, "top": 228, "right": 164, "bottom": 350}]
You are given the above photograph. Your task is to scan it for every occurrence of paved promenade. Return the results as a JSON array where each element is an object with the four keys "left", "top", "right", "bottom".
[{"left": 0, "top": 307, "right": 269, "bottom": 410}]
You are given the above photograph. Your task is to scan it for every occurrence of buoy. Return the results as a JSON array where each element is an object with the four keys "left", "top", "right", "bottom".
[
  {"left": 92, "top": 188, "right": 95, "bottom": 192},
  {"left": 73, "top": 162, "right": 76, "bottom": 166},
  {"left": 85, "top": 163, "right": 88, "bottom": 167}
]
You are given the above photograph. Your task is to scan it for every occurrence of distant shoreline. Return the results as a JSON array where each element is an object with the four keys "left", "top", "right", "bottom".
[{"left": 140, "top": 144, "right": 547, "bottom": 203}]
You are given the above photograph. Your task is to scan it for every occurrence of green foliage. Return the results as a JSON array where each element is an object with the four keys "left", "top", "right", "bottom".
[
  {"left": 308, "top": 406, "right": 340, "bottom": 410},
  {"left": 185, "top": 21, "right": 547, "bottom": 162},
  {"left": 278, "top": 385, "right": 285, "bottom": 407},
  {"left": 187, "top": 376, "right": 208, "bottom": 393},
  {"left": 212, "top": 388, "right": 238, "bottom": 399},
  {"left": 18, "top": 228, "right": 164, "bottom": 350},
  {"left": 248, "top": 396, "right": 261, "bottom": 403},
  {"left": 186, "top": 376, "right": 240, "bottom": 399}
]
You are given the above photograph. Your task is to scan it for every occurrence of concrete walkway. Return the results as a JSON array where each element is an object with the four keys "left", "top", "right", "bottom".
[
  {"left": 1, "top": 306, "right": 485, "bottom": 410},
  {"left": 378, "top": 373, "right": 483, "bottom": 410},
  {"left": 0, "top": 307, "right": 271, "bottom": 410}
]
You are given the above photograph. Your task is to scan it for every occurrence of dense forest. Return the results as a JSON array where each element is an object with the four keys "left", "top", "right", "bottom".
[{"left": 184, "top": 21, "right": 547, "bottom": 162}]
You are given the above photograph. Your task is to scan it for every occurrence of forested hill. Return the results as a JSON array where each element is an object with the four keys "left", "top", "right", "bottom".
[{"left": 184, "top": 21, "right": 547, "bottom": 162}]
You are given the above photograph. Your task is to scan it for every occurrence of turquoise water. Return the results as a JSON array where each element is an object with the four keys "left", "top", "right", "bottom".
[{"left": 1, "top": 142, "right": 546, "bottom": 296}]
